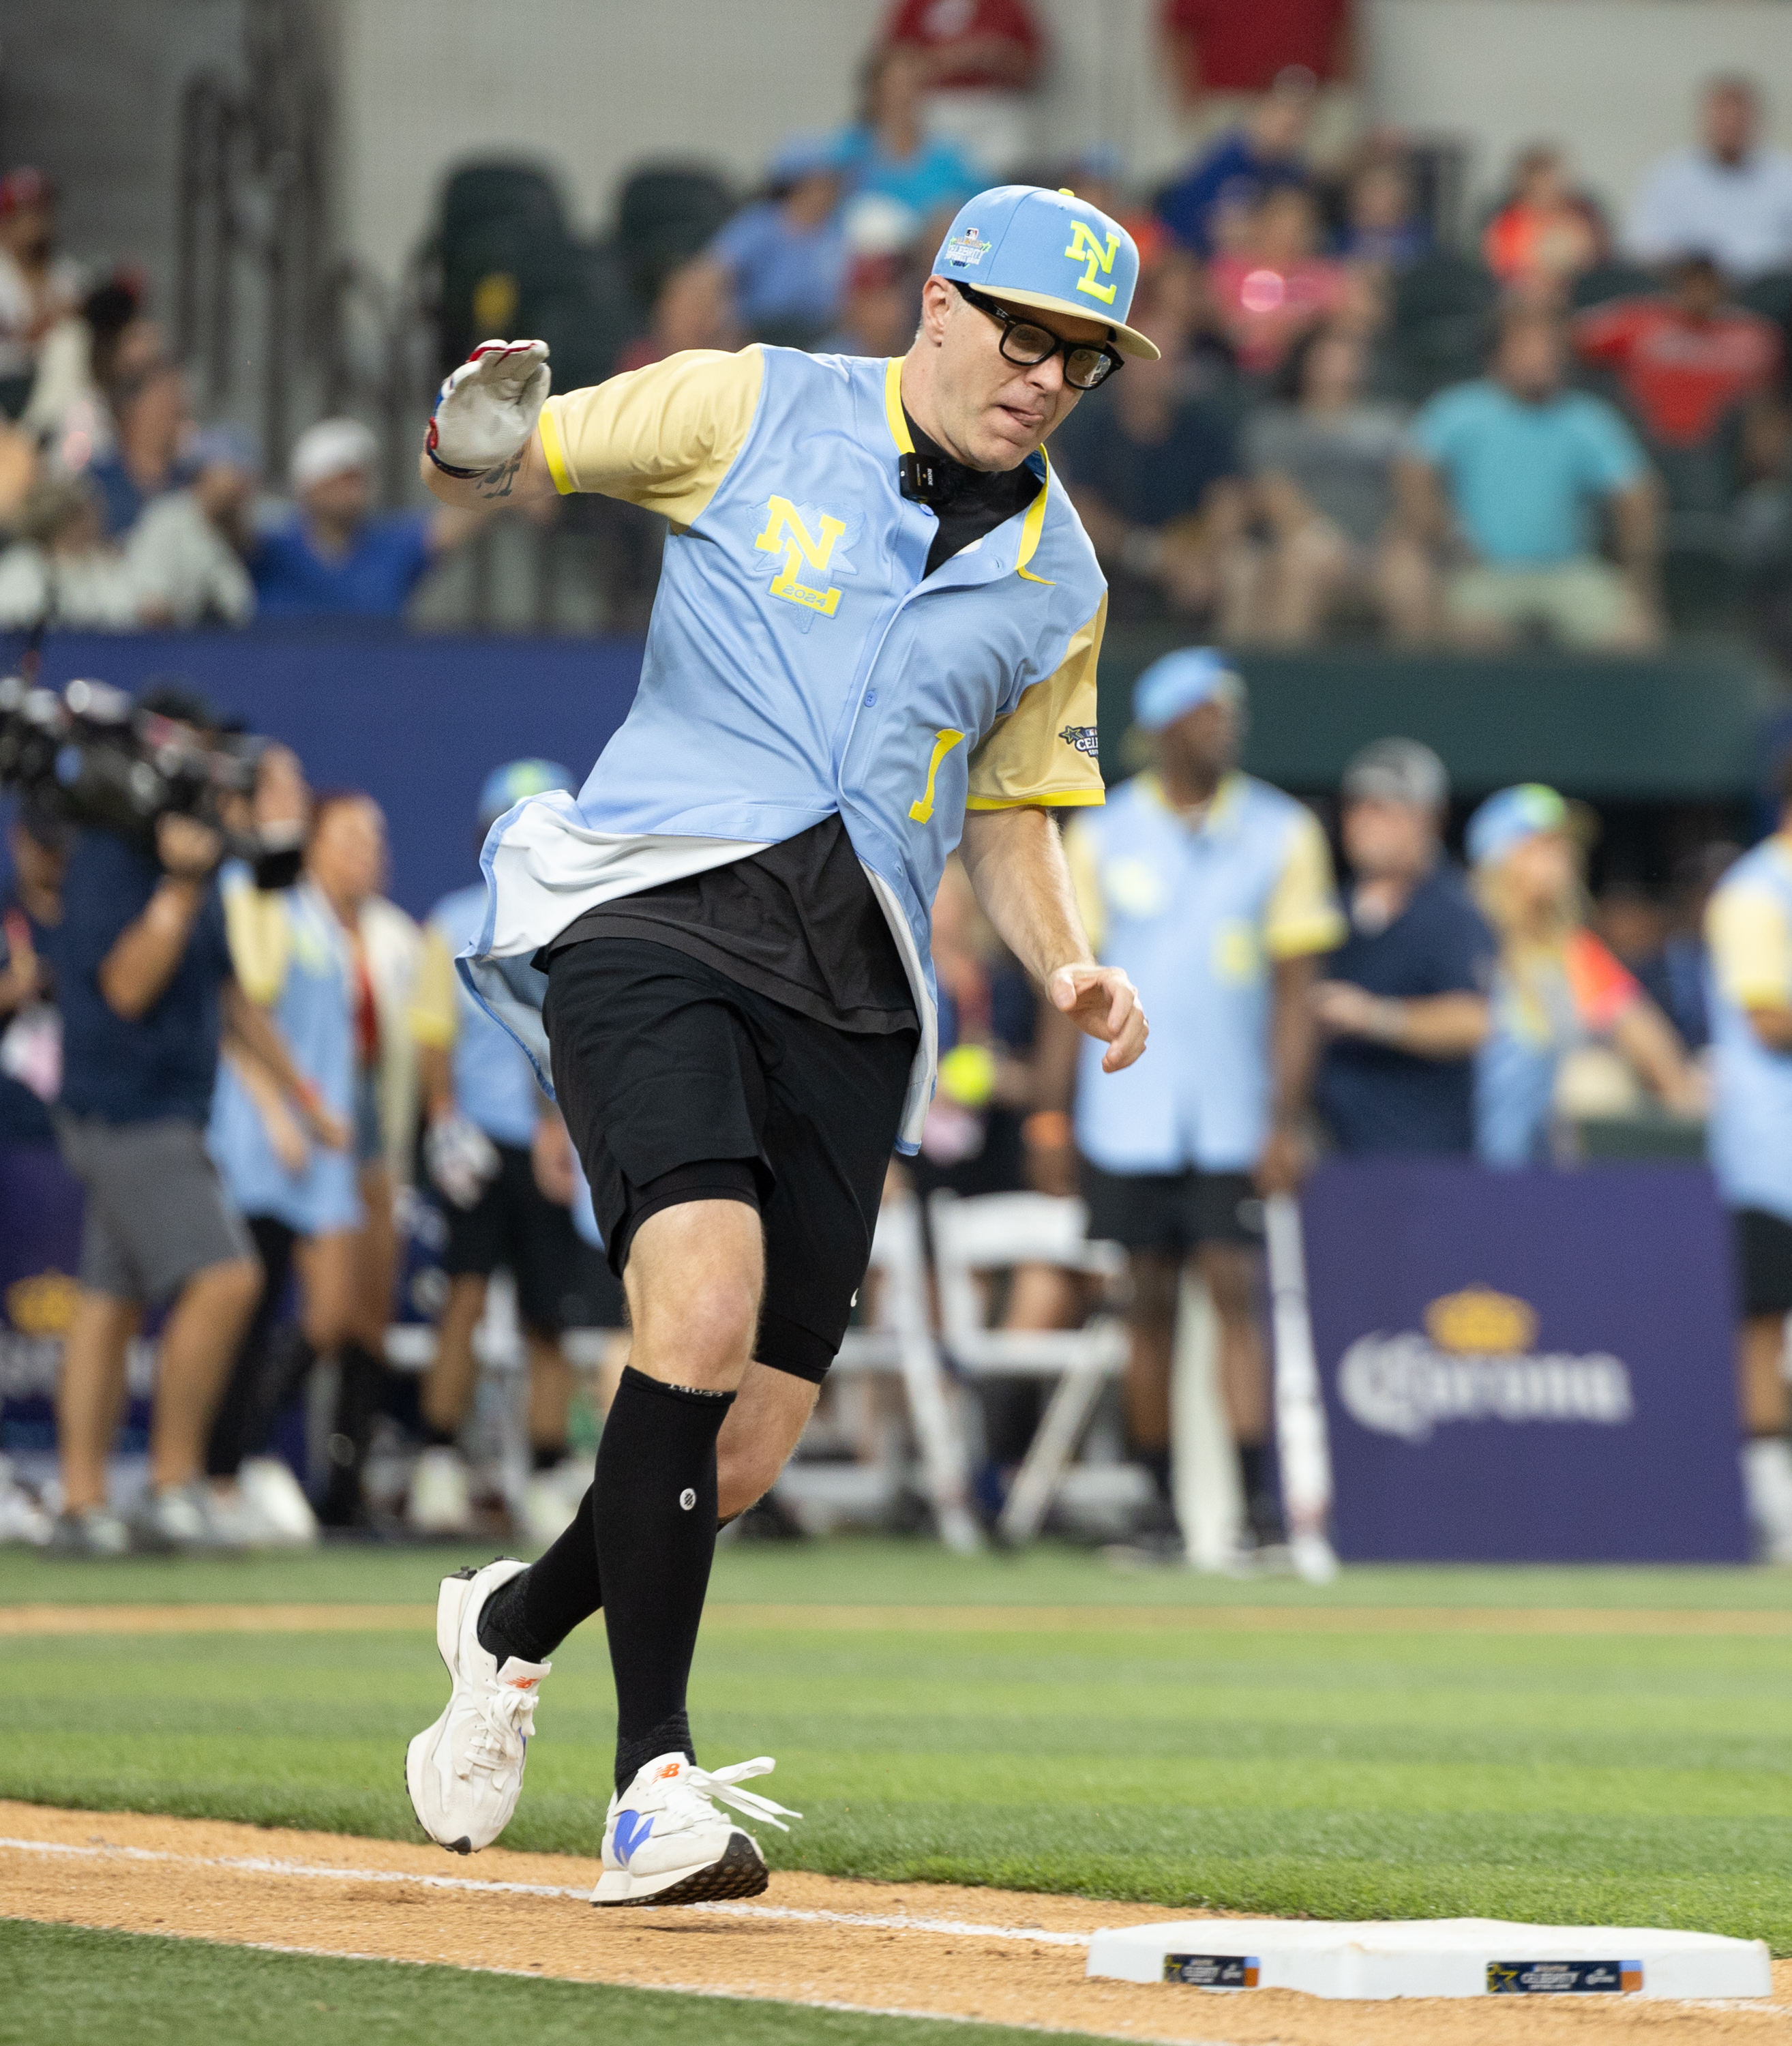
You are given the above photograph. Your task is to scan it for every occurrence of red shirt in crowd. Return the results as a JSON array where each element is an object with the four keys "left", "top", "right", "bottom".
[
  {"left": 1574, "top": 297, "right": 1780, "bottom": 447},
  {"left": 1208, "top": 250, "right": 1349, "bottom": 374},
  {"left": 1163, "top": 0, "right": 1352, "bottom": 96},
  {"left": 883, "top": 0, "right": 1044, "bottom": 91}
]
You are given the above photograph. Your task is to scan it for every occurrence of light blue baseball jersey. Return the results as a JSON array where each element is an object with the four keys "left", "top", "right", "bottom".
[
  {"left": 1706, "top": 833, "right": 1792, "bottom": 1223},
  {"left": 1066, "top": 771, "right": 1343, "bottom": 1174},
  {"left": 422, "top": 882, "right": 541, "bottom": 1149},
  {"left": 208, "top": 872, "right": 361, "bottom": 1236},
  {"left": 464, "top": 343, "right": 1110, "bottom": 1151}
]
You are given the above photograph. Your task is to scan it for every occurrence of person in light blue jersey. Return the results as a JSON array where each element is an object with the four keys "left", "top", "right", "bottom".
[
  {"left": 1705, "top": 754, "right": 1792, "bottom": 1561},
  {"left": 205, "top": 764, "right": 360, "bottom": 1547},
  {"left": 1058, "top": 648, "right": 1344, "bottom": 1560},
  {"left": 405, "top": 184, "right": 1152, "bottom": 1900},
  {"left": 408, "top": 760, "right": 617, "bottom": 1547}
]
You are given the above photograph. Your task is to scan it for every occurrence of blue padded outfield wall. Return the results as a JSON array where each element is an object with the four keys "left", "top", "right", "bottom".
[{"left": 22, "top": 627, "right": 649, "bottom": 918}]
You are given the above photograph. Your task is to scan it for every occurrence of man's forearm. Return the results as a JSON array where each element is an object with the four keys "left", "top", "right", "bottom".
[
  {"left": 1270, "top": 953, "right": 1321, "bottom": 1125},
  {"left": 1612, "top": 479, "right": 1662, "bottom": 581},
  {"left": 957, "top": 805, "right": 1094, "bottom": 986},
  {"left": 98, "top": 879, "right": 207, "bottom": 1020},
  {"left": 418, "top": 431, "right": 556, "bottom": 512},
  {"left": 222, "top": 980, "right": 308, "bottom": 1100}
]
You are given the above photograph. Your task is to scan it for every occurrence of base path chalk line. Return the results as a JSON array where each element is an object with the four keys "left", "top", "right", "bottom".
[
  {"left": 6, "top": 1601, "right": 1792, "bottom": 1637},
  {"left": 1, "top": 1805, "right": 1786, "bottom": 2044},
  {"left": 230, "top": 1940, "right": 1233, "bottom": 2046},
  {"left": 0, "top": 1836, "right": 1090, "bottom": 1948}
]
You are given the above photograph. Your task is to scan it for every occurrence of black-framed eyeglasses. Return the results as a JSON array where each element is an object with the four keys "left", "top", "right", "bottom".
[{"left": 951, "top": 280, "right": 1124, "bottom": 390}]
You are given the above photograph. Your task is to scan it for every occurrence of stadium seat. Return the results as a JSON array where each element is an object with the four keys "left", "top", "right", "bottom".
[
  {"left": 927, "top": 1190, "right": 1129, "bottom": 1544},
  {"left": 616, "top": 164, "right": 734, "bottom": 306},
  {"left": 817, "top": 1186, "right": 981, "bottom": 1552},
  {"left": 1570, "top": 258, "right": 1656, "bottom": 310},
  {"left": 1388, "top": 252, "right": 1499, "bottom": 401}
]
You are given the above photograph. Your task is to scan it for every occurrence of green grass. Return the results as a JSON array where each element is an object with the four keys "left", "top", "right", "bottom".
[
  {"left": 4, "top": 1535, "right": 1791, "bottom": 1608},
  {"left": 0, "top": 1920, "right": 1110, "bottom": 2046},
  {"left": 3, "top": 1542, "right": 1791, "bottom": 1949}
]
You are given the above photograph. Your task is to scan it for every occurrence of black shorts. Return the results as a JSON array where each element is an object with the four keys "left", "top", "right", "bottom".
[
  {"left": 1735, "top": 1206, "right": 1792, "bottom": 1318},
  {"left": 442, "top": 1140, "right": 579, "bottom": 1336},
  {"left": 543, "top": 937, "right": 917, "bottom": 1384},
  {"left": 1081, "top": 1161, "right": 1263, "bottom": 1255}
]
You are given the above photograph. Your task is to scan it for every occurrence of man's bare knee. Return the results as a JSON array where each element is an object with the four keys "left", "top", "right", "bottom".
[{"left": 626, "top": 1199, "right": 764, "bottom": 1390}]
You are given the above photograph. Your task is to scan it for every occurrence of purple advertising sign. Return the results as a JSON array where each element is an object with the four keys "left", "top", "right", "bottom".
[
  {"left": 1301, "top": 1159, "right": 1749, "bottom": 1563},
  {"left": 0, "top": 1145, "right": 152, "bottom": 1460}
]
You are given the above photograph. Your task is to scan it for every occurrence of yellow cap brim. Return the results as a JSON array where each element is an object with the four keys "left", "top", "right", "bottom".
[{"left": 974, "top": 284, "right": 1161, "bottom": 361}]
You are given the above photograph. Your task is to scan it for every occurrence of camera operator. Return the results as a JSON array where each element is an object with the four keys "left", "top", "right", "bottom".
[{"left": 44, "top": 685, "right": 338, "bottom": 1554}]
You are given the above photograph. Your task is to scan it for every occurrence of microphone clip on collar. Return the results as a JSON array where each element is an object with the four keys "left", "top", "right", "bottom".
[{"left": 899, "top": 450, "right": 967, "bottom": 508}]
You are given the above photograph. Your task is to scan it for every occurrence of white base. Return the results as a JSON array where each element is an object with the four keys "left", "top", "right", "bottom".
[{"left": 1085, "top": 1917, "right": 1772, "bottom": 2001}]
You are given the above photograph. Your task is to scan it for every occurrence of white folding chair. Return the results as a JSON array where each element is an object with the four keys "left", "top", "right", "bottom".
[
  {"left": 927, "top": 1189, "right": 1128, "bottom": 1544},
  {"left": 801, "top": 1185, "right": 981, "bottom": 1552}
]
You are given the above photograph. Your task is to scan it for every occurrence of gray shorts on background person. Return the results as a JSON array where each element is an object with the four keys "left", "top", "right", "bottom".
[{"left": 55, "top": 1114, "right": 253, "bottom": 1304}]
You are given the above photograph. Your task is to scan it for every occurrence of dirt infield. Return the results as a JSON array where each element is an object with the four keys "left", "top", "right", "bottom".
[
  {"left": 6, "top": 1601, "right": 1792, "bottom": 1637},
  {"left": 0, "top": 1803, "right": 1783, "bottom": 2044}
]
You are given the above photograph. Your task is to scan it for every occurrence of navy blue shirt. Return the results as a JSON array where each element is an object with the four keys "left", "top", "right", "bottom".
[
  {"left": 46, "top": 829, "right": 234, "bottom": 1126},
  {"left": 1051, "top": 392, "right": 1238, "bottom": 531},
  {"left": 1155, "top": 131, "right": 1311, "bottom": 258},
  {"left": 251, "top": 510, "right": 434, "bottom": 619},
  {"left": 1317, "top": 862, "right": 1496, "bottom": 1157}
]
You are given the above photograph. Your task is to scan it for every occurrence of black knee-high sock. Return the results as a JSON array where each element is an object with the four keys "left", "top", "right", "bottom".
[
  {"left": 478, "top": 1476, "right": 603, "bottom": 1665},
  {"left": 318, "top": 1339, "right": 385, "bottom": 1526},
  {"left": 593, "top": 1366, "right": 733, "bottom": 1794}
]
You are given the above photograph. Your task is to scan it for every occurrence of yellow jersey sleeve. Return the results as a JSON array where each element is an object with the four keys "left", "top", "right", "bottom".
[
  {"left": 409, "top": 926, "right": 461, "bottom": 1051},
  {"left": 1062, "top": 813, "right": 1106, "bottom": 956},
  {"left": 964, "top": 592, "right": 1107, "bottom": 812},
  {"left": 1264, "top": 807, "right": 1346, "bottom": 960},
  {"left": 535, "top": 346, "right": 764, "bottom": 525},
  {"left": 222, "top": 880, "right": 289, "bottom": 1007},
  {"left": 1709, "top": 882, "right": 1792, "bottom": 1010}
]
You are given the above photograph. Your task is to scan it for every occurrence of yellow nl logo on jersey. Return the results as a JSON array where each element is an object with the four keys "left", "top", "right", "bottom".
[
  {"left": 753, "top": 495, "right": 856, "bottom": 625},
  {"left": 1063, "top": 220, "right": 1122, "bottom": 306}
]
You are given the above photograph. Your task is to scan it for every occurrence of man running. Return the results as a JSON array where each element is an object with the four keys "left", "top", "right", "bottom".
[{"left": 405, "top": 184, "right": 1152, "bottom": 1906}]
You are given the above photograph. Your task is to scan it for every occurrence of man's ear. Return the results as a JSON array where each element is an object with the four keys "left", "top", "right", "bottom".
[{"left": 917, "top": 275, "right": 953, "bottom": 346}]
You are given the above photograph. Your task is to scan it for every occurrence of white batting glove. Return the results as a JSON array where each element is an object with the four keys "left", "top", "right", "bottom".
[
  {"left": 424, "top": 1112, "right": 502, "bottom": 1211},
  {"left": 425, "top": 338, "right": 550, "bottom": 478}
]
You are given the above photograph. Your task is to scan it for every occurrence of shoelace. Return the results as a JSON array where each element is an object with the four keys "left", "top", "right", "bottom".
[
  {"left": 673, "top": 1756, "right": 801, "bottom": 1833},
  {"left": 462, "top": 1681, "right": 540, "bottom": 1777}
]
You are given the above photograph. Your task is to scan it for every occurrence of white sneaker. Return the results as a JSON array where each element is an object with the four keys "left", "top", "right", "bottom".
[
  {"left": 130, "top": 1479, "right": 240, "bottom": 1552},
  {"left": 408, "top": 1445, "right": 475, "bottom": 1536},
  {"left": 0, "top": 1459, "right": 50, "bottom": 1547},
  {"left": 406, "top": 1558, "right": 550, "bottom": 1854},
  {"left": 593, "top": 1752, "right": 798, "bottom": 1908},
  {"left": 1743, "top": 1438, "right": 1792, "bottom": 1564},
  {"left": 238, "top": 1457, "right": 320, "bottom": 1547},
  {"left": 519, "top": 1457, "right": 588, "bottom": 1548}
]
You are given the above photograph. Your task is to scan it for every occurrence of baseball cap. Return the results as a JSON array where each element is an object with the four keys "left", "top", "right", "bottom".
[
  {"left": 1341, "top": 737, "right": 1449, "bottom": 810},
  {"left": 290, "top": 416, "right": 377, "bottom": 494},
  {"left": 477, "top": 758, "right": 578, "bottom": 832},
  {"left": 1132, "top": 648, "right": 1242, "bottom": 732},
  {"left": 768, "top": 131, "right": 850, "bottom": 186},
  {"left": 931, "top": 186, "right": 1160, "bottom": 361},
  {"left": 1465, "top": 783, "right": 1568, "bottom": 869}
]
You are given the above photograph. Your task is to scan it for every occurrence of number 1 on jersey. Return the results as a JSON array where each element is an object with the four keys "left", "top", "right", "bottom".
[{"left": 910, "top": 728, "right": 965, "bottom": 823}]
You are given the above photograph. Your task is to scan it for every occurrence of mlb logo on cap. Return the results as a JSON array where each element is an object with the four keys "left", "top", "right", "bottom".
[{"left": 931, "top": 186, "right": 1160, "bottom": 361}]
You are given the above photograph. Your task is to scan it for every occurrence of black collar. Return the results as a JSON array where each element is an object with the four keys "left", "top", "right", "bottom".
[{"left": 899, "top": 407, "right": 981, "bottom": 507}]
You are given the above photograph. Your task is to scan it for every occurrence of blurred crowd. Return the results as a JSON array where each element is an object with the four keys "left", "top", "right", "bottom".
[
  {"left": 3, "top": 645, "right": 1789, "bottom": 1565},
  {"left": 1, "top": 1, "right": 1791, "bottom": 1569},
  {"left": 0, "top": 5, "right": 1790, "bottom": 654}
]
